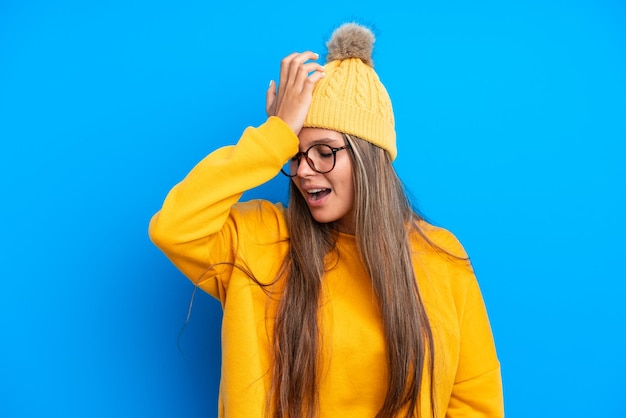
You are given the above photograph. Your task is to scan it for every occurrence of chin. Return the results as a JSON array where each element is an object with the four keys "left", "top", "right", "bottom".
[
  {"left": 310, "top": 211, "right": 354, "bottom": 232},
  {"left": 310, "top": 213, "right": 339, "bottom": 225}
]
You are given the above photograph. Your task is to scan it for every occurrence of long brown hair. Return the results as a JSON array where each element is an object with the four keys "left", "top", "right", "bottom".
[{"left": 270, "top": 134, "right": 436, "bottom": 418}]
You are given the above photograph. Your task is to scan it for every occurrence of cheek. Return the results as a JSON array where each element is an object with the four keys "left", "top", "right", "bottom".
[
  {"left": 335, "top": 160, "right": 354, "bottom": 194},
  {"left": 344, "top": 178, "right": 355, "bottom": 204}
]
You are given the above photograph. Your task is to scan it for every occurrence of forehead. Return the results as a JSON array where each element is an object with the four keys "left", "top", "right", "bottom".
[{"left": 298, "top": 127, "right": 344, "bottom": 148}]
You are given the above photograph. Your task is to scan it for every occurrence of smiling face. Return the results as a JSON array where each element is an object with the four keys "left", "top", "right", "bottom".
[{"left": 292, "top": 127, "right": 355, "bottom": 234}]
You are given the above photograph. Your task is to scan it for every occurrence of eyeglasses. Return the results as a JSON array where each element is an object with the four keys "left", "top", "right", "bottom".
[{"left": 281, "top": 143, "right": 352, "bottom": 177}]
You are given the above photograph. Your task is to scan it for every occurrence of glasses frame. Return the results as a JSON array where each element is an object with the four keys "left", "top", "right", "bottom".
[{"left": 281, "top": 143, "right": 352, "bottom": 177}]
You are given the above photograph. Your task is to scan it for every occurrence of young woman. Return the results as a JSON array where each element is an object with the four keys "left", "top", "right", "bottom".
[{"left": 149, "top": 22, "right": 503, "bottom": 418}]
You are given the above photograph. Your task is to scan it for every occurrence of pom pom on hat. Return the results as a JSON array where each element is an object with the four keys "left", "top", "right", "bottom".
[
  {"left": 304, "top": 22, "right": 397, "bottom": 160},
  {"left": 326, "top": 22, "right": 375, "bottom": 67}
]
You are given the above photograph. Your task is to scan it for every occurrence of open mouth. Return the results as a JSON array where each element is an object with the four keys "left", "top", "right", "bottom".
[{"left": 308, "top": 188, "right": 331, "bottom": 201}]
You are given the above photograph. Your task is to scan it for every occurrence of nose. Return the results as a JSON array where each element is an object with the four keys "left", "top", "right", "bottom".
[{"left": 296, "top": 155, "right": 316, "bottom": 178}]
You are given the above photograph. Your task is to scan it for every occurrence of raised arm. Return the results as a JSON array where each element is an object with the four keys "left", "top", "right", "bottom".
[{"left": 148, "top": 51, "right": 325, "bottom": 297}]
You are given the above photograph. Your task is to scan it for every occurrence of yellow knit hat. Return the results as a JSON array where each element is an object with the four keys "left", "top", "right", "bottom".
[{"left": 304, "top": 23, "right": 397, "bottom": 160}]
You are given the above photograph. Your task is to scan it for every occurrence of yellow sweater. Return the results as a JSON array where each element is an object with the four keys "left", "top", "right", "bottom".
[{"left": 149, "top": 117, "right": 504, "bottom": 417}]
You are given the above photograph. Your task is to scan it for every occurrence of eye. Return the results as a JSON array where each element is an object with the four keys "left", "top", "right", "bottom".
[{"left": 314, "top": 145, "right": 334, "bottom": 158}]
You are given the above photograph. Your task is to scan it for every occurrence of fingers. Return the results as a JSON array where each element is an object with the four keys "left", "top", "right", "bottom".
[
  {"left": 280, "top": 51, "right": 324, "bottom": 91},
  {"left": 271, "top": 51, "right": 325, "bottom": 134},
  {"left": 279, "top": 52, "right": 301, "bottom": 90},
  {"left": 286, "top": 52, "right": 323, "bottom": 89},
  {"left": 302, "top": 70, "right": 326, "bottom": 95},
  {"left": 266, "top": 80, "right": 276, "bottom": 116}
]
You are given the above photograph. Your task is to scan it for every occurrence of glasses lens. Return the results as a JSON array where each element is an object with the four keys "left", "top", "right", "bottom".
[
  {"left": 282, "top": 157, "right": 298, "bottom": 177},
  {"left": 308, "top": 144, "right": 335, "bottom": 174},
  {"left": 281, "top": 144, "right": 336, "bottom": 177}
]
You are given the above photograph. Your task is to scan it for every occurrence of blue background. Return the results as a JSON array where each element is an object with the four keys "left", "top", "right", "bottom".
[{"left": 1, "top": 0, "right": 625, "bottom": 417}]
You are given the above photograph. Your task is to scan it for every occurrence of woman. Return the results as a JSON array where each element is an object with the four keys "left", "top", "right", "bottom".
[{"left": 149, "top": 22, "right": 503, "bottom": 418}]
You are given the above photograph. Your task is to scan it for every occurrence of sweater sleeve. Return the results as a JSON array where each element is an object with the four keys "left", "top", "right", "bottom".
[
  {"left": 148, "top": 116, "right": 298, "bottom": 300},
  {"left": 422, "top": 225, "right": 504, "bottom": 417},
  {"left": 446, "top": 277, "right": 504, "bottom": 417}
]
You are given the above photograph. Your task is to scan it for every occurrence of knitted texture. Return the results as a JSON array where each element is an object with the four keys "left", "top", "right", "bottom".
[{"left": 303, "top": 23, "right": 396, "bottom": 160}]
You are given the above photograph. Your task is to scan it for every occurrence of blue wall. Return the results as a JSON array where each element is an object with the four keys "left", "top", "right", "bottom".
[{"left": 1, "top": 1, "right": 625, "bottom": 417}]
